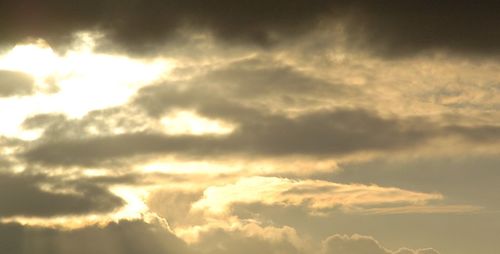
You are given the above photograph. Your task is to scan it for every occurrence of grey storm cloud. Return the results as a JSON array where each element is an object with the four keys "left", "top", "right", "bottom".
[
  {"left": 2, "top": 1, "right": 500, "bottom": 56},
  {"left": 0, "top": 172, "right": 124, "bottom": 217},
  {"left": 0, "top": 220, "right": 191, "bottom": 254},
  {"left": 0, "top": 70, "right": 34, "bottom": 97}
]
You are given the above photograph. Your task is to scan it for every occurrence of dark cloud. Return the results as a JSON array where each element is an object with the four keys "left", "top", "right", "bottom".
[
  {"left": 0, "top": 220, "right": 191, "bottom": 254},
  {"left": 345, "top": 1, "right": 500, "bottom": 57},
  {"left": 21, "top": 106, "right": 151, "bottom": 141},
  {"left": 0, "top": 0, "right": 338, "bottom": 54},
  {"left": 0, "top": 172, "right": 123, "bottom": 217},
  {"left": 136, "top": 58, "right": 357, "bottom": 118},
  {"left": 21, "top": 132, "right": 218, "bottom": 166},
  {"left": 191, "top": 58, "right": 350, "bottom": 99},
  {"left": 3, "top": 1, "right": 499, "bottom": 57},
  {"left": 20, "top": 109, "right": 437, "bottom": 167},
  {"left": 0, "top": 70, "right": 34, "bottom": 97}
]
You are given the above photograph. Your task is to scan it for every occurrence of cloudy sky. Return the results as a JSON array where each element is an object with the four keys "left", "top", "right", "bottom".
[{"left": 0, "top": 1, "right": 499, "bottom": 253}]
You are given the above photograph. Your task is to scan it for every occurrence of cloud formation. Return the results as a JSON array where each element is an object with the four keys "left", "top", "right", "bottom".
[
  {"left": 0, "top": 2, "right": 498, "bottom": 253},
  {"left": 191, "top": 176, "right": 449, "bottom": 216},
  {"left": 0, "top": 70, "right": 34, "bottom": 97},
  {"left": 0, "top": 219, "right": 440, "bottom": 254},
  {"left": 0, "top": 220, "right": 190, "bottom": 254},
  {"left": 20, "top": 98, "right": 500, "bottom": 167},
  {"left": 193, "top": 225, "right": 304, "bottom": 254},
  {"left": 322, "top": 234, "right": 440, "bottom": 254},
  {"left": 0, "top": 0, "right": 337, "bottom": 54},
  {"left": 0, "top": 172, "right": 124, "bottom": 217},
  {"left": 1, "top": 1, "right": 500, "bottom": 57}
]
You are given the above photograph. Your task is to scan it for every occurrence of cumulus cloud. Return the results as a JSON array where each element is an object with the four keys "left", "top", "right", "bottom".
[
  {"left": 1, "top": 218, "right": 442, "bottom": 254},
  {"left": 394, "top": 248, "right": 440, "bottom": 254},
  {"left": 322, "top": 234, "right": 440, "bottom": 254},
  {"left": 193, "top": 224, "right": 305, "bottom": 254}
]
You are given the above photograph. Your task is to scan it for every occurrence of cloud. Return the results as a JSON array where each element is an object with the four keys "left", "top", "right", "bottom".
[
  {"left": 0, "top": 220, "right": 191, "bottom": 254},
  {"left": 322, "top": 234, "right": 391, "bottom": 254},
  {"left": 363, "top": 205, "right": 481, "bottom": 215},
  {"left": 11, "top": 56, "right": 499, "bottom": 168},
  {"left": 20, "top": 101, "right": 500, "bottom": 167},
  {"left": 0, "top": 172, "right": 124, "bottom": 217},
  {"left": 185, "top": 58, "right": 353, "bottom": 101},
  {"left": 147, "top": 189, "right": 204, "bottom": 228},
  {"left": 322, "top": 234, "right": 440, "bottom": 254},
  {"left": 193, "top": 225, "right": 304, "bottom": 254},
  {"left": 0, "top": 218, "right": 442, "bottom": 254},
  {"left": 394, "top": 248, "right": 440, "bottom": 254},
  {"left": 0, "top": 70, "right": 34, "bottom": 97},
  {"left": 3, "top": 1, "right": 500, "bottom": 57},
  {"left": 17, "top": 71, "right": 440, "bottom": 166},
  {"left": 134, "top": 58, "right": 357, "bottom": 118},
  {"left": 190, "top": 176, "right": 452, "bottom": 216},
  {"left": 0, "top": 0, "right": 339, "bottom": 54},
  {"left": 344, "top": 1, "right": 500, "bottom": 57},
  {"left": 334, "top": 154, "right": 500, "bottom": 211}
]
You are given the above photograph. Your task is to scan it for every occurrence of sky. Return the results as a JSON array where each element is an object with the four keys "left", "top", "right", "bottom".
[{"left": 0, "top": 1, "right": 499, "bottom": 254}]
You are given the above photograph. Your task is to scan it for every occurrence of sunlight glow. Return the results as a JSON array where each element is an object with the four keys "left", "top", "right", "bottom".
[
  {"left": 0, "top": 40, "right": 59, "bottom": 86},
  {"left": 142, "top": 161, "right": 241, "bottom": 174},
  {"left": 110, "top": 186, "right": 150, "bottom": 220},
  {"left": 140, "top": 158, "right": 338, "bottom": 175},
  {"left": 0, "top": 33, "right": 172, "bottom": 139},
  {"left": 161, "top": 110, "right": 235, "bottom": 136}
]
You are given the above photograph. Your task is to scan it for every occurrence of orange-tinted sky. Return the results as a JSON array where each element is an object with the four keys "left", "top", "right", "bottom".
[{"left": 0, "top": 1, "right": 499, "bottom": 254}]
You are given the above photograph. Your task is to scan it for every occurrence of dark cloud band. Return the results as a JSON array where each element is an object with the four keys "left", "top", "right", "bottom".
[{"left": 2, "top": 1, "right": 500, "bottom": 57}]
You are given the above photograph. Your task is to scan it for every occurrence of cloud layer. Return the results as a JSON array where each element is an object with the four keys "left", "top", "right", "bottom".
[
  {"left": 0, "top": 70, "right": 34, "bottom": 97},
  {"left": 1, "top": 2, "right": 499, "bottom": 254},
  {"left": 3, "top": 1, "right": 500, "bottom": 57}
]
